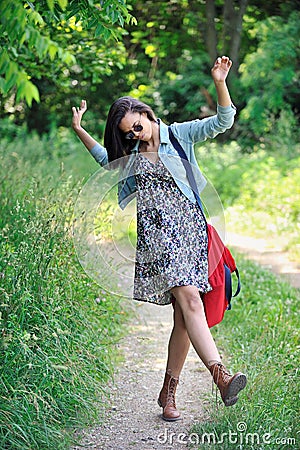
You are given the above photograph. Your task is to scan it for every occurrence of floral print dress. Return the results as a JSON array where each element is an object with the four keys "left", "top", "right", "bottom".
[{"left": 133, "top": 152, "right": 212, "bottom": 305}]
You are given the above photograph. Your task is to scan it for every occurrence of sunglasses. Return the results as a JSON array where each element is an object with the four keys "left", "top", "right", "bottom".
[{"left": 124, "top": 120, "right": 143, "bottom": 140}]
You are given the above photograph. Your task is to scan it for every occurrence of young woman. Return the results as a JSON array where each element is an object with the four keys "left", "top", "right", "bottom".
[{"left": 72, "top": 56, "right": 247, "bottom": 421}]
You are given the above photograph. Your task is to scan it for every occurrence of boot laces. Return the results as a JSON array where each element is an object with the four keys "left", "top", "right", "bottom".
[
  {"left": 210, "top": 362, "right": 232, "bottom": 408},
  {"left": 166, "top": 377, "right": 178, "bottom": 407}
]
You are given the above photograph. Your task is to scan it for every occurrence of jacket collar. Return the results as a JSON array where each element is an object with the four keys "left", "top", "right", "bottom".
[{"left": 159, "top": 119, "right": 170, "bottom": 144}]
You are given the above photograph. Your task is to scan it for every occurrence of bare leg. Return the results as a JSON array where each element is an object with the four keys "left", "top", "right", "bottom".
[
  {"left": 165, "top": 301, "right": 190, "bottom": 378},
  {"left": 158, "top": 302, "right": 190, "bottom": 420},
  {"left": 171, "top": 285, "right": 220, "bottom": 367},
  {"left": 160, "top": 285, "right": 246, "bottom": 411}
]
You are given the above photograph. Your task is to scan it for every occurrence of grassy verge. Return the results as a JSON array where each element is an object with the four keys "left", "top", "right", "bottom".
[
  {"left": 191, "top": 255, "right": 299, "bottom": 449},
  {"left": 0, "top": 129, "right": 129, "bottom": 449}
]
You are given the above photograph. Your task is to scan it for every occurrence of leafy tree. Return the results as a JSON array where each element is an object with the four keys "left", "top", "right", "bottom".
[
  {"left": 1, "top": 0, "right": 299, "bottom": 144},
  {"left": 120, "top": 0, "right": 300, "bottom": 135},
  {"left": 23, "top": 17, "right": 129, "bottom": 133},
  {"left": 0, "top": 0, "right": 135, "bottom": 107},
  {"left": 239, "top": 11, "right": 300, "bottom": 142},
  {"left": 121, "top": 0, "right": 258, "bottom": 123}
]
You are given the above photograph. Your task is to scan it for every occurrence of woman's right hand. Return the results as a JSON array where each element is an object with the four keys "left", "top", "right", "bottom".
[
  {"left": 71, "top": 100, "right": 98, "bottom": 151},
  {"left": 72, "top": 99, "right": 87, "bottom": 131}
]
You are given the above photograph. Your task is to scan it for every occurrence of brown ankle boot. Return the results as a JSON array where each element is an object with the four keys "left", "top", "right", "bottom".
[
  {"left": 157, "top": 371, "right": 181, "bottom": 421},
  {"left": 208, "top": 362, "right": 247, "bottom": 406}
]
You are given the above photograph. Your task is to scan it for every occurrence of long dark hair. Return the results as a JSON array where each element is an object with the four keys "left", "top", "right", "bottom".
[{"left": 104, "top": 96, "right": 157, "bottom": 163}]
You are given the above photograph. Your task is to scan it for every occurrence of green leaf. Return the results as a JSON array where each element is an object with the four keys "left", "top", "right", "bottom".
[
  {"left": 61, "top": 51, "right": 76, "bottom": 65},
  {"left": 88, "top": 17, "right": 100, "bottom": 30},
  {"left": 15, "top": 79, "right": 27, "bottom": 103},
  {"left": 58, "top": 0, "right": 68, "bottom": 10},
  {"left": 46, "top": 0, "right": 55, "bottom": 11},
  {"left": 0, "top": 76, "right": 6, "bottom": 94},
  {"left": 0, "top": 50, "right": 9, "bottom": 73},
  {"left": 48, "top": 43, "right": 58, "bottom": 60},
  {"left": 4, "top": 72, "right": 18, "bottom": 94},
  {"left": 27, "top": 10, "right": 45, "bottom": 26},
  {"left": 14, "top": 73, "right": 40, "bottom": 106},
  {"left": 95, "top": 23, "right": 105, "bottom": 37},
  {"left": 35, "top": 36, "right": 48, "bottom": 58},
  {"left": 4, "top": 61, "right": 18, "bottom": 94},
  {"left": 6, "top": 60, "right": 16, "bottom": 77},
  {"left": 27, "top": 26, "right": 39, "bottom": 48},
  {"left": 24, "top": 80, "right": 40, "bottom": 106},
  {"left": 65, "top": 8, "right": 80, "bottom": 21}
]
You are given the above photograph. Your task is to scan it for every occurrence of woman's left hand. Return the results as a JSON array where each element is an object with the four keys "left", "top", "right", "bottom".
[{"left": 211, "top": 56, "right": 232, "bottom": 83}]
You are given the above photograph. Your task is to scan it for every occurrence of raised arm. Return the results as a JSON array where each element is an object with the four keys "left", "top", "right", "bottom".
[
  {"left": 211, "top": 56, "right": 232, "bottom": 107},
  {"left": 170, "top": 56, "right": 236, "bottom": 144},
  {"left": 72, "top": 100, "right": 98, "bottom": 151},
  {"left": 72, "top": 100, "right": 108, "bottom": 167}
]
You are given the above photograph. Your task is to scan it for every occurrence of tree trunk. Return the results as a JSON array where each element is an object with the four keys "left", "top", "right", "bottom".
[
  {"left": 205, "top": 0, "right": 218, "bottom": 64},
  {"left": 230, "top": 0, "right": 248, "bottom": 75},
  {"left": 222, "top": 0, "right": 235, "bottom": 57},
  {"left": 222, "top": 0, "right": 248, "bottom": 76}
]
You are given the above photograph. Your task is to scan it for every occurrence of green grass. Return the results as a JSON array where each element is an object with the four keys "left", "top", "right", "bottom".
[
  {"left": 191, "top": 255, "right": 299, "bottom": 449},
  {"left": 0, "top": 128, "right": 129, "bottom": 449}
]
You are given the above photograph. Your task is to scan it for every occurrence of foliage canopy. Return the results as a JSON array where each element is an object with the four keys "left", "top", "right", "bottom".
[
  {"left": 0, "top": 0, "right": 136, "bottom": 106},
  {"left": 0, "top": 0, "right": 299, "bottom": 146}
]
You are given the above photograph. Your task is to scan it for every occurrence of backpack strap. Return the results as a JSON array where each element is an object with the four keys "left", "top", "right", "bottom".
[
  {"left": 168, "top": 127, "right": 206, "bottom": 221},
  {"left": 233, "top": 268, "right": 241, "bottom": 297},
  {"left": 225, "top": 266, "right": 241, "bottom": 310}
]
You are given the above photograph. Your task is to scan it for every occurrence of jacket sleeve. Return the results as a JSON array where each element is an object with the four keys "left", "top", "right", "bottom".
[
  {"left": 172, "top": 104, "right": 236, "bottom": 144},
  {"left": 90, "top": 142, "right": 109, "bottom": 167}
]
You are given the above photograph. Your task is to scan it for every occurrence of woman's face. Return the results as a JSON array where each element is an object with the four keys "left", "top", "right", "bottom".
[{"left": 119, "top": 111, "right": 151, "bottom": 142}]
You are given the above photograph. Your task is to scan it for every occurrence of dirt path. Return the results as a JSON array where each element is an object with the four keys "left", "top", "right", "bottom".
[
  {"left": 72, "top": 233, "right": 300, "bottom": 450},
  {"left": 226, "top": 232, "right": 300, "bottom": 289},
  {"left": 72, "top": 300, "right": 212, "bottom": 450}
]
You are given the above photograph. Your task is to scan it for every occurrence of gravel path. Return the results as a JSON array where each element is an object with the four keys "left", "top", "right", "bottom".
[
  {"left": 72, "top": 233, "right": 300, "bottom": 450},
  {"left": 73, "top": 300, "right": 212, "bottom": 450}
]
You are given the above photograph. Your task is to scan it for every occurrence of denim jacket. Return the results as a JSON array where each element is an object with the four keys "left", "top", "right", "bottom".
[{"left": 90, "top": 104, "right": 236, "bottom": 209}]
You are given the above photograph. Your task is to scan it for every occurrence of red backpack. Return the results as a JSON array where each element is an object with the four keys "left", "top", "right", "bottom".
[
  {"left": 203, "top": 224, "right": 240, "bottom": 328},
  {"left": 168, "top": 127, "right": 241, "bottom": 328}
]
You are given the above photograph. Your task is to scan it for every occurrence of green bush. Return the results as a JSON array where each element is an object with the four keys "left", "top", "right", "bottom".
[
  {"left": 196, "top": 140, "right": 300, "bottom": 259},
  {"left": 239, "top": 11, "right": 300, "bottom": 141}
]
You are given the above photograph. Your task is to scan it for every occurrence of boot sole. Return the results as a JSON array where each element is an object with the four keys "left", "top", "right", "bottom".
[
  {"left": 161, "top": 414, "right": 182, "bottom": 422},
  {"left": 223, "top": 373, "right": 247, "bottom": 407}
]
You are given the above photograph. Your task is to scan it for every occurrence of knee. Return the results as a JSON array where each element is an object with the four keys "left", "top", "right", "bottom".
[
  {"left": 174, "top": 287, "right": 205, "bottom": 315},
  {"left": 185, "top": 294, "right": 204, "bottom": 314}
]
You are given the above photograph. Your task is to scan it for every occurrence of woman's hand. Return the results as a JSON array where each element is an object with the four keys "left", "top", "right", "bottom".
[
  {"left": 71, "top": 100, "right": 98, "bottom": 150},
  {"left": 211, "top": 56, "right": 232, "bottom": 83},
  {"left": 72, "top": 99, "right": 87, "bottom": 131}
]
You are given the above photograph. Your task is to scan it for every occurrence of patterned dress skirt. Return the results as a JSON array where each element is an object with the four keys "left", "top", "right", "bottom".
[{"left": 133, "top": 153, "right": 212, "bottom": 305}]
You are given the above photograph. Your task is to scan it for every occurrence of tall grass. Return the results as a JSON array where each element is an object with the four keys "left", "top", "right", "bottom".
[
  {"left": 192, "top": 256, "right": 299, "bottom": 449},
  {"left": 0, "top": 128, "right": 128, "bottom": 449}
]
